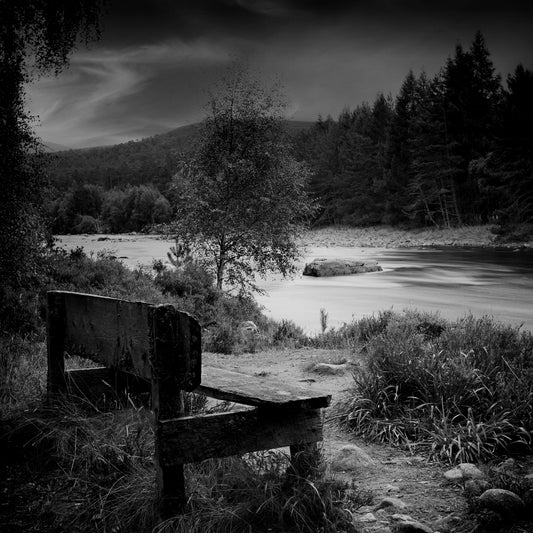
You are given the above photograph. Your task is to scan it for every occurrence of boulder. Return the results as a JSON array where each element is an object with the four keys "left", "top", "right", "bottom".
[
  {"left": 444, "top": 463, "right": 484, "bottom": 482},
  {"left": 330, "top": 444, "right": 376, "bottom": 470},
  {"left": 478, "top": 488, "right": 525, "bottom": 519},
  {"left": 303, "top": 258, "right": 382, "bottom": 277}
]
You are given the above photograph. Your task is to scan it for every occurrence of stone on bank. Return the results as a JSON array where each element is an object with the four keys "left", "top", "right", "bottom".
[{"left": 303, "top": 258, "right": 383, "bottom": 277}]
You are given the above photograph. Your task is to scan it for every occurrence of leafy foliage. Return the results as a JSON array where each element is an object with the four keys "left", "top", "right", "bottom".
[
  {"left": 47, "top": 183, "right": 172, "bottom": 233},
  {"left": 171, "top": 66, "right": 315, "bottom": 293},
  {"left": 0, "top": 0, "right": 104, "bottom": 330}
]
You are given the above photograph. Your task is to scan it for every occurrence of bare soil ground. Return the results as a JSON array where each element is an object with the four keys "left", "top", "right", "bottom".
[{"left": 205, "top": 348, "right": 475, "bottom": 532}]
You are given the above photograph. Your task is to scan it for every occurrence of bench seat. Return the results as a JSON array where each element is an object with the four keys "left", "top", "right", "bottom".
[{"left": 197, "top": 365, "right": 331, "bottom": 409}]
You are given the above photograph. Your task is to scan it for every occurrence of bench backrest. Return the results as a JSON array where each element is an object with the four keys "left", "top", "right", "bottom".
[{"left": 46, "top": 291, "right": 201, "bottom": 395}]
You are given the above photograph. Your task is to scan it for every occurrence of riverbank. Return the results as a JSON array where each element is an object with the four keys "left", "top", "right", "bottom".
[{"left": 300, "top": 224, "right": 533, "bottom": 249}]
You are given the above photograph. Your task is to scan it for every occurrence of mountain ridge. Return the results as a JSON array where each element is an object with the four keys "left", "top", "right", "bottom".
[{"left": 45, "top": 120, "right": 314, "bottom": 190}]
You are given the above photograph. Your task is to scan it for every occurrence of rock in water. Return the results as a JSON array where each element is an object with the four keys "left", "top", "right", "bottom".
[{"left": 303, "top": 258, "right": 382, "bottom": 277}]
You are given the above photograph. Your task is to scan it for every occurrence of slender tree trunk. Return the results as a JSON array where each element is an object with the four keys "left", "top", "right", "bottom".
[{"left": 216, "top": 235, "right": 226, "bottom": 290}]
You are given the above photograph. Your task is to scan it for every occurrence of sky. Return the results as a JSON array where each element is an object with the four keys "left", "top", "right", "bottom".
[{"left": 26, "top": 0, "right": 533, "bottom": 149}]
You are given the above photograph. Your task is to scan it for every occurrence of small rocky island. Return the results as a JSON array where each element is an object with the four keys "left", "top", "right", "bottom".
[{"left": 303, "top": 258, "right": 383, "bottom": 277}]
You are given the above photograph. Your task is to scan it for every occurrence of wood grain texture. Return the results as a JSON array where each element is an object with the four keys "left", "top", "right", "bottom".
[
  {"left": 48, "top": 291, "right": 201, "bottom": 387},
  {"left": 56, "top": 291, "right": 153, "bottom": 378},
  {"left": 151, "top": 305, "right": 201, "bottom": 393},
  {"left": 158, "top": 407, "right": 323, "bottom": 466},
  {"left": 196, "top": 366, "right": 331, "bottom": 409}
]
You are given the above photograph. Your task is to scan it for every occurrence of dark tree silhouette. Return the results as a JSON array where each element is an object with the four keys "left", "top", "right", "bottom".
[{"left": 0, "top": 0, "right": 103, "bottom": 290}]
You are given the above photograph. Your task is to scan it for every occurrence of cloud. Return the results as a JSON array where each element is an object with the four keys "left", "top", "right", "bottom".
[
  {"left": 26, "top": 0, "right": 533, "bottom": 148},
  {"left": 27, "top": 39, "right": 232, "bottom": 147}
]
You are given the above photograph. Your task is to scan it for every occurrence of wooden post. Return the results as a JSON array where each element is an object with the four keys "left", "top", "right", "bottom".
[
  {"left": 151, "top": 305, "right": 200, "bottom": 519},
  {"left": 47, "top": 291, "right": 67, "bottom": 398}
]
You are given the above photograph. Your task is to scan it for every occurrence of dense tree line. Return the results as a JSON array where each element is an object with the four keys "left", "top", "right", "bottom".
[
  {"left": 47, "top": 183, "right": 172, "bottom": 233},
  {"left": 45, "top": 125, "right": 196, "bottom": 190},
  {"left": 295, "top": 32, "right": 533, "bottom": 233},
  {"left": 43, "top": 32, "right": 531, "bottom": 237},
  {"left": 44, "top": 121, "right": 312, "bottom": 190}
]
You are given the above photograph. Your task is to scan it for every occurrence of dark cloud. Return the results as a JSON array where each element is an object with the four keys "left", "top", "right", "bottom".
[{"left": 27, "top": 0, "right": 533, "bottom": 148}]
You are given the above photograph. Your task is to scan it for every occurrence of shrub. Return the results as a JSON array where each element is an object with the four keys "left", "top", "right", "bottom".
[
  {"left": 203, "top": 319, "right": 242, "bottom": 354},
  {"left": 0, "top": 286, "right": 42, "bottom": 336},
  {"left": 336, "top": 311, "right": 533, "bottom": 463},
  {"left": 72, "top": 214, "right": 100, "bottom": 234},
  {"left": 271, "top": 319, "right": 308, "bottom": 348}
]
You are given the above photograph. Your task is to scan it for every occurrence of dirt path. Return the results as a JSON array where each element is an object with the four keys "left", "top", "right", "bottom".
[{"left": 205, "top": 348, "right": 474, "bottom": 532}]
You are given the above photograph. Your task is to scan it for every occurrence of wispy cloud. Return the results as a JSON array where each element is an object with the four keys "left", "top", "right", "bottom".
[
  {"left": 27, "top": 39, "right": 232, "bottom": 147},
  {"left": 25, "top": 0, "right": 533, "bottom": 149}
]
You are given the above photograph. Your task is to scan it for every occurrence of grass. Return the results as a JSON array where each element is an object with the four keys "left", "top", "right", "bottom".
[
  {"left": 333, "top": 310, "right": 533, "bottom": 463},
  {"left": 2, "top": 395, "right": 368, "bottom": 533},
  {"left": 0, "top": 336, "right": 47, "bottom": 415},
  {"left": 3, "top": 247, "right": 533, "bottom": 530},
  {"left": 0, "top": 243, "right": 370, "bottom": 531}
]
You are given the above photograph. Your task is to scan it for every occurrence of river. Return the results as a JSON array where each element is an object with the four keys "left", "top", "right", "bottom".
[{"left": 55, "top": 234, "right": 533, "bottom": 334}]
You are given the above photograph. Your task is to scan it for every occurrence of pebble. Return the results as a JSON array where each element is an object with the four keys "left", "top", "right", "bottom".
[
  {"left": 360, "top": 512, "right": 378, "bottom": 522},
  {"left": 374, "top": 497, "right": 409, "bottom": 511}
]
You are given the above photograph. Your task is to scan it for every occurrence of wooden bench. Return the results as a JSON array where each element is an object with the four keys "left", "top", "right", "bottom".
[{"left": 46, "top": 290, "right": 331, "bottom": 518}]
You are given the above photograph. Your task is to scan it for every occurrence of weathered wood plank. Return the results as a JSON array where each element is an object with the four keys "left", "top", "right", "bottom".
[
  {"left": 158, "top": 407, "right": 323, "bottom": 466},
  {"left": 56, "top": 291, "right": 153, "bottom": 379},
  {"left": 51, "top": 291, "right": 202, "bottom": 387},
  {"left": 196, "top": 366, "right": 331, "bottom": 409},
  {"left": 47, "top": 291, "right": 67, "bottom": 396},
  {"left": 151, "top": 305, "right": 198, "bottom": 518},
  {"left": 151, "top": 305, "right": 201, "bottom": 393}
]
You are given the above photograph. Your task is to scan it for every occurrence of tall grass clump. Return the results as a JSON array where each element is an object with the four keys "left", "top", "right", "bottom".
[
  {"left": 0, "top": 336, "right": 47, "bottom": 415},
  {"left": 158, "top": 451, "right": 367, "bottom": 533},
  {"left": 310, "top": 309, "right": 395, "bottom": 349},
  {"left": 336, "top": 311, "right": 533, "bottom": 463},
  {"left": 4, "top": 396, "right": 367, "bottom": 533}
]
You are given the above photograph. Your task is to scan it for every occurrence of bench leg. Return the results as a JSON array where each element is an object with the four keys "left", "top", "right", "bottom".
[
  {"left": 289, "top": 442, "right": 320, "bottom": 478},
  {"left": 47, "top": 292, "right": 67, "bottom": 399},
  {"left": 157, "top": 463, "right": 186, "bottom": 520}
]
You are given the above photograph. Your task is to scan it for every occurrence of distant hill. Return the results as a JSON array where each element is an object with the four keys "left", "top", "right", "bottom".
[
  {"left": 41, "top": 140, "right": 70, "bottom": 152},
  {"left": 45, "top": 120, "right": 314, "bottom": 191}
]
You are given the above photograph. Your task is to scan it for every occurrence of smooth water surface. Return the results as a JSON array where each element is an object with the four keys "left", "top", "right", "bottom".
[{"left": 56, "top": 235, "right": 533, "bottom": 333}]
